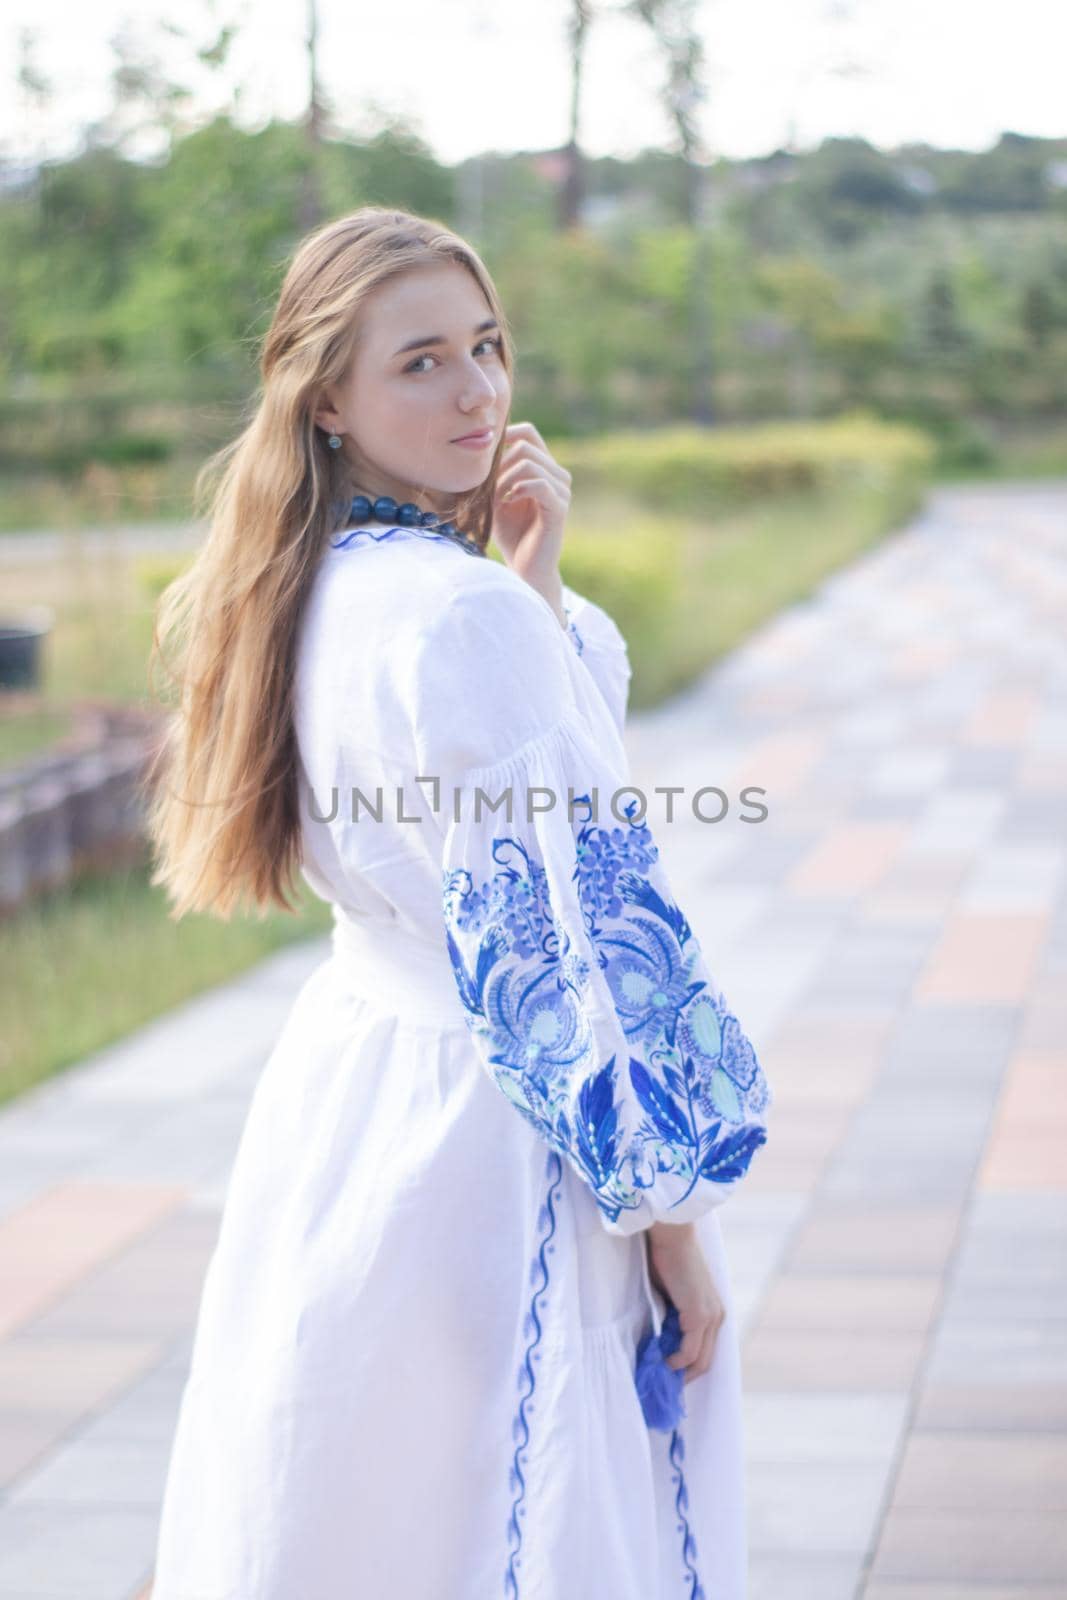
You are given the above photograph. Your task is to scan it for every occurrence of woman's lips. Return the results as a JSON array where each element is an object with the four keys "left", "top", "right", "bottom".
[{"left": 451, "top": 428, "right": 494, "bottom": 448}]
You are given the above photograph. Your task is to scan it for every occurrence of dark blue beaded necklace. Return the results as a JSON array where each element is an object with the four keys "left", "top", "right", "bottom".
[{"left": 331, "top": 494, "right": 486, "bottom": 558}]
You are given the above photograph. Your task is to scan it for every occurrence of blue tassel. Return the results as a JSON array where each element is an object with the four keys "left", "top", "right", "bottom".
[{"left": 634, "top": 1302, "right": 686, "bottom": 1431}]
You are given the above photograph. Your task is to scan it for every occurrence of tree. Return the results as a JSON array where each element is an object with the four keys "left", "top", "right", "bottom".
[
  {"left": 920, "top": 268, "right": 971, "bottom": 361},
  {"left": 559, "top": 0, "right": 594, "bottom": 231},
  {"left": 299, "top": 0, "right": 326, "bottom": 232},
  {"left": 622, "top": 0, "right": 706, "bottom": 224},
  {"left": 623, "top": 0, "right": 714, "bottom": 419},
  {"left": 1021, "top": 281, "right": 1058, "bottom": 348},
  {"left": 84, "top": 5, "right": 242, "bottom": 160}
]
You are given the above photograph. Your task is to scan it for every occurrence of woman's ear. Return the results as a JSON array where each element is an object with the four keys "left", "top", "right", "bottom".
[{"left": 313, "top": 390, "right": 342, "bottom": 435}]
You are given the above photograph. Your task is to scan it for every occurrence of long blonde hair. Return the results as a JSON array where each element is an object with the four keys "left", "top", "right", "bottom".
[{"left": 143, "top": 206, "right": 515, "bottom": 920}]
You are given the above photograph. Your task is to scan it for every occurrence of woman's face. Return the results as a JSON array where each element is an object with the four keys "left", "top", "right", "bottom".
[{"left": 318, "top": 260, "right": 511, "bottom": 515}]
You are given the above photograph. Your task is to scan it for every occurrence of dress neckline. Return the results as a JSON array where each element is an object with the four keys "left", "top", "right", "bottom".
[{"left": 328, "top": 522, "right": 485, "bottom": 558}]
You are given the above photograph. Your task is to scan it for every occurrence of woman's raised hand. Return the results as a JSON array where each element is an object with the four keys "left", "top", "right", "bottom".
[{"left": 490, "top": 420, "right": 572, "bottom": 585}]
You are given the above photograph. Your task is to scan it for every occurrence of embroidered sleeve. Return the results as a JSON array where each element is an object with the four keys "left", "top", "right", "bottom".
[{"left": 417, "top": 584, "right": 772, "bottom": 1237}]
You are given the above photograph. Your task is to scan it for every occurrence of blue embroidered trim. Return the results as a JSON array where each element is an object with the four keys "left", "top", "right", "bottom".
[
  {"left": 669, "top": 1426, "right": 706, "bottom": 1599},
  {"left": 330, "top": 521, "right": 486, "bottom": 559},
  {"left": 563, "top": 605, "right": 585, "bottom": 656},
  {"left": 329, "top": 523, "right": 427, "bottom": 551},
  {"left": 504, "top": 1148, "right": 562, "bottom": 1599}
]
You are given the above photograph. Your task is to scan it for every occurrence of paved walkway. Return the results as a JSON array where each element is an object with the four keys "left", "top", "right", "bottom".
[
  {"left": 1, "top": 481, "right": 1065, "bottom": 1598},
  {"left": 0, "top": 520, "right": 204, "bottom": 567}
]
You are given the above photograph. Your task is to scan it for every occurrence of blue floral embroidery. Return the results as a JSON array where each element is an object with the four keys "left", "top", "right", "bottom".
[
  {"left": 669, "top": 1427, "right": 706, "bottom": 1599},
  {"left": 443, "top": 796, "right": 770, "bottom": 1227},
  {"left": 504, "top": 1148, "right": 562, "bottom": 1598}
]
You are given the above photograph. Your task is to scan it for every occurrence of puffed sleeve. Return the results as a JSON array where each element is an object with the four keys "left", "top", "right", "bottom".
[
  {"left": 413, "top": 573, "right": 772, "bottom": 1237},
  {"left": 560, "top": 580, "right": 632, "bottom": 738}
]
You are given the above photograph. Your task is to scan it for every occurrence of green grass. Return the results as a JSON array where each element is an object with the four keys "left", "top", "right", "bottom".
[
  {"left": 0, "top": 704, "right": 74, "bottom": 769},
  {"left": 0, "top": 856, "right": 334, "bottom": 1108},
  {"left": 561, "top": 475, "right": 924, "bottom": 707}
]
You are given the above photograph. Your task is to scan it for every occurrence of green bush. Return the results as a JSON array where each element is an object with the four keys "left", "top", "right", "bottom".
[
  {"left": 0, "top": 432, "right": 176, "bottom": 477},
  {"left": 882, "top": 404, "right": 996, "bottom": 473},
  {"left": 551, "top": 412, "right": 934, "bottom": 511},
  {"left": 560, "top": 520, "right": 679, "bottom": 667},
  {"left": 567, "top": 521, "right": 699, "bottom": 705},
  {"left": 84, "top": 431, "right": 174, "bottom": 467}
]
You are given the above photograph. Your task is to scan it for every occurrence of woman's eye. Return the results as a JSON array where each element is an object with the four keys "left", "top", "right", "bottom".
[{"left": 405, "top": 337, "right": 502, "bottom": 374}]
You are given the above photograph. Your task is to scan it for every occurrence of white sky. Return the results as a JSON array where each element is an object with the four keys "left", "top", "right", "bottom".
[{"left": 1, "top": 0, "right": 1065, "bottom": 168}]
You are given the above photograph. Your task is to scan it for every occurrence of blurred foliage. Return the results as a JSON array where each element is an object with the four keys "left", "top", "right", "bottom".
[
  {"left": 1, "top": 118, "right": 1067, "bottom": 521},
  {"left": 553, "top": 413, "right": 934, "bottom": 510}
]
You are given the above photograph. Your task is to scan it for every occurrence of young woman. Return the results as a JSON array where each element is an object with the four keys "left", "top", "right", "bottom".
[{"left": 146, "top": 205, "right": 772, "bottom": 1600}]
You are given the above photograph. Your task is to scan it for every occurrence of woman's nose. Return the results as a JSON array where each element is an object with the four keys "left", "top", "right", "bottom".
[{"left": 459, "top": 361, "right": 499, "bottom": 402}]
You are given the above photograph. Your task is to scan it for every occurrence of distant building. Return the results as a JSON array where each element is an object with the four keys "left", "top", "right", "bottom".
[{"left": 896, "top": 163, "right": 939, "bottom": 195}]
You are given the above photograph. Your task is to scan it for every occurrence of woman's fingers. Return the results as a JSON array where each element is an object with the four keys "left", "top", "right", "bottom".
[
  {"left": 498, "top": 454, "right": 569, "bottom": 494},
  {"left": 666, "top": 1305, "right": 712, "bottom": 1372},
  {"left": 495, "top": 467, "right": 568, "bottom": 508},
  {"left": 684, "top": 1320, "right": 719, "bottom": 1385},
  {"left": 667, "top": 1303, "right": 724, "bottom": 1380},
  {"left": 498, "top": 436, "right": 570, "bottom": 488}
]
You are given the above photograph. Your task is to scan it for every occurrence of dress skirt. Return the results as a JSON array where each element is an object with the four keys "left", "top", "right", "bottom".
[{"left": 150, "top": 907, "right": 748, "bottom": 1600}]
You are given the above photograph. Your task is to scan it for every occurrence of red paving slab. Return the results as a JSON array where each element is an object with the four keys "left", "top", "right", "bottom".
[
  {"left": 979, "top": 1047, "right": 1067, "bottom": 1192},
  {"left": 915, "top": 911, "right": 1050, "bottom": 1004},
  {"left": 0, "top": 1181, "right": 188, "bottom": 1339},
  {"left": 787, "top": 822, "right": 911, "bottom": 896}
]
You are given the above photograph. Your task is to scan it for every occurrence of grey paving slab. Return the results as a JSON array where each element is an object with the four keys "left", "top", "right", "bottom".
[
  {"left": 743, "top": 1391, "right": 911, "bottom": 1464},
  {"left": 940, "top": 1279, "right": 1067, "bottom": 1322},
  {"left": 951, "top": 1225, "right": 1067, "bottom": 1289},
  {"left": 905, "top": 792, "right": 1010, "bottom": 854},
  {"left": 923, "top": 1317, "right": 1067, "bottom": 1387},
  {"left": 747, "top": 1458, "right": 892, "bottom": 1554},
  {"left": 863, "top": 1586, "right": 1066, "bottom": 1599},
  {"left": 749, "top": 1553, "right": 867, "bottom": 1600},
  {"left": 848, "top": 789, "right": 931, "bottom": 821},
  {"left": 707, "top": 828, "right": 824, "bottom": 885},
  {"left": 882, "top": 1002, "right": 1021, "bottom": 1064},
  {"left": 719, "top": 1195, "right": 807, "bottom": 1332},
  {"left": 943, "top": 747, "right": 1024, "bottom": 787},
  {"left": 957, "top": 842, "right": 1067, "bottom": 910},
  {"left": 5, "top": 1432, "right": 173, "bottom": 1510},
  {"left": 868, "top": 1506, "right": 1067, "bottom": 1585},
  {"left": 0, "top": 1503, "right": 158, "bottom": 1599},
  {"left": 55, "top": 1361, "right": 192, "bottom": 1448},
  {"left": 865, "top": 750, "right": 954, "bottom": 796},
  {"left": 913, "top": 1381, "right": 1067, "bottom": 1434}
]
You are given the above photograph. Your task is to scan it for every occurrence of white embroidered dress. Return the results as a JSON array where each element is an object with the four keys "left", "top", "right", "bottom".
[{"left": 151, "top": 518, "right": 773, "bottom": 1600}]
